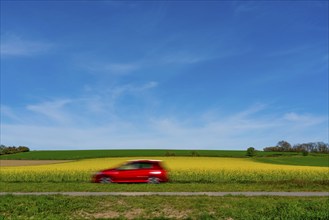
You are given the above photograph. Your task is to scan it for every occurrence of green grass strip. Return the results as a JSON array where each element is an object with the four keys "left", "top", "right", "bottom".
[{"left": 1, "top": 195, "right": 328, "bottom": 219}]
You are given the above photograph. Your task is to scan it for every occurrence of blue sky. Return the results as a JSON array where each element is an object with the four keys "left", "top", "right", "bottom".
[{"left": 1, "top": 1, "right": 328, "bottom": 150}]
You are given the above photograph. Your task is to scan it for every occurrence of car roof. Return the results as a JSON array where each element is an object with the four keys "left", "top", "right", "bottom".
[{"left": 127, "top": 159, "right": 162, "bottom": 163}]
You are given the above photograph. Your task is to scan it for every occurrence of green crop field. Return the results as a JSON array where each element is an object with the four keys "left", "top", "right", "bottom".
[
  {"left": 0, "top": 149, "right": 300, "bottom": 160},
  {"left": 253, "top": 155, "right": 329, "bottom": 167}
]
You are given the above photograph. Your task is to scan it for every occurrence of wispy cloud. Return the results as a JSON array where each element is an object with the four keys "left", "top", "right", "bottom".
[
  {"left": 1, "top": 102, "right": 327, "bottom": 150},
  {"left": 84, "top": 61, "right": 140, "bottom": 75},
  {"left": 79, "top": 52, "right": 206, "bottom": 77},
  {"left": 233, "top": 1, "right": 260, "bottom": 16},
  {"left": 103, "top": 81, "right": 158, "bottom": 101},
  {"left": 160, "top": 52, "right": 208, "bottom": 64},
  {"left": 13, "top": 81, "right": 159, "bottom": 125},
  {"left": 283, "top": 112, "right": 327, "bottom": 126},
  {"left": 26, "top": 99, "right": 72, "bottom": 124},
  {"left": 0, "top": 34, "right": 53, "bottom": 56},
  {"left": 148, "top": 108, "right": 328, "bottom": 149},
  {"left": 1, "top": 105, "right": 22, "bottom": 122},
  {"left": 268, "top": 45, "right": 312, "bottom": 57},
  {"left": 133, "top": 81, "right": 158, "bottom": 91}
]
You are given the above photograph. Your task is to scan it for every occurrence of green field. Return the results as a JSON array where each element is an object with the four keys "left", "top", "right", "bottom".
[
  {"left": 1, "top": 149, "right": 328, "bottom": 169},
  {"left": 0, "top": 149, "right": 300, "bottom": 160},
  {"left": 1, "top": 150, "right": 328, "bottom": 219},
  {"left": 253, "top": 155, "right": 329, "bottom": 167},
  {"left": 1, "top": 195, "right": 328, "bottom": 220}
]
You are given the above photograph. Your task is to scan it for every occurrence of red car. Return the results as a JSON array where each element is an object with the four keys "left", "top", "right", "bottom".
[{"left": 92, "top": 159, "right": 169, "bottom": 184}]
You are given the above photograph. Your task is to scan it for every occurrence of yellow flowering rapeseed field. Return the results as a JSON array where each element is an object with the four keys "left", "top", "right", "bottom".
[{"left": 1, "top": 157, "right": 328, "bottom": 183}]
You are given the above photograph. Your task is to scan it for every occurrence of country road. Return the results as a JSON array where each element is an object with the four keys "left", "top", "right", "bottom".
[{"left": 1, "top": 192, "right": 328, "bottom": 197}]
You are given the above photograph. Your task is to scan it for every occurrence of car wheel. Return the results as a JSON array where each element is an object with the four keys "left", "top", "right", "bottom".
[
  {"left": 147, "top": 177, "right": 160, "bottom": 184},
  {"left": 99, "top": 176, "right": 112, "bottom": 184}
]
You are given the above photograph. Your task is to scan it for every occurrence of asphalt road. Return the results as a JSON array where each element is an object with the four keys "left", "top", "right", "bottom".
[{"left": 1, "top": 192, "right": 328, "bottom": 197}]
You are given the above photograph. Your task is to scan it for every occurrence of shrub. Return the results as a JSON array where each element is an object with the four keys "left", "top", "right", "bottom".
[
  {"left": 0, "top": 145, "right": 30, "bottom": 155},
  {"left": 165, "top": 151, "right": 176, "bottom": 156},
  {"left": 246, "top": 147, "right": 256, "bottom": 157},
  {"left": 191, "top": 151, "right": 200, "bottom": 157}
]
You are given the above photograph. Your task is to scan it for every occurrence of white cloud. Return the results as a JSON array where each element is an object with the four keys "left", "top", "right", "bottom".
[
  {"left": 147, "top": 109, "right": 328, "bottom": 149},
  {"left": 140, "top": 81, "right": 158, "bottom": 90},
  {"left": 26, "top": 99, "right": 72, "bottom": 124},
  {"left": 234, "top": 2, "right": 260, "bottom": 15},
  {"left": 268, "top": 45, "right": 311, "bottom": 57},
  {"left": 1, "top": 105, "right": 21, "bottom": 122},
  {"left": 1, "top": 100, "right": 327, "bottom": 150},
  {"left": 283, "top": 112, "right": 328, "bottom": 128},
  {"left": 161, "top": 52, "right": 207, "bottom": 64},
  {"left": 105, "top": 81, "right": 158, "bottom": 101},
  {"left": 232, "top": 103, "right": 267, "bottom": 119},
  {"left": 84, "top": 61, "right": 140, "bottom": 75},
  {"left": 0, "top": 34, "right": 53, "bottom": 56},
  {"left": 11, "top": 81, "right": 158, "bottom": 125}
]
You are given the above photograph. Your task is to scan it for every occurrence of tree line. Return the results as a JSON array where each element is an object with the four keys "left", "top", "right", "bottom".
[
  {"left": 0, "top": 145, "right": 30, "bottom": 155},
  {"left": 263, "top": 141, "right": 329, "bottom": 153}
]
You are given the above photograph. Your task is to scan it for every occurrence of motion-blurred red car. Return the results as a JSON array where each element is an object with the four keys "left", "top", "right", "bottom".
[{"left": 92, "top": 159, "right": 169, "bottom": 184}]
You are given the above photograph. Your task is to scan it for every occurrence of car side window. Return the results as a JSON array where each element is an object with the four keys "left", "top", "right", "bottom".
[
  {"left": 139, "top": 162, "right": 153, "bottom": 169},
  {"left": 117, "top": 163, "right": 140, "bottom": 170}
]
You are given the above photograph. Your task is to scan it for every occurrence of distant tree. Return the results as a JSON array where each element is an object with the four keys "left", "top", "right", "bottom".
[
  {"left": 317, "top": 142, "right": 329, "bottom": 153},
  {"left": 264, "top": 141, "right": 292, "bottom": 152},
  {"left": 6, "top": 146, "right": 17, "bottom": 154},
  {"left": 264, "top": 141, "right": 328, "bottom": 154},
  {"left": 0, "top": 145, "right": 30, "bottom": 155},
  {"left": 164, "top": 151, "right": 175, "bottom": 156},
  {"left": 17, "top": 146, "right": 30, "bottom": 153},
  {"left": 277, "top": 140, "right": 292, "bottom": 152},
  {"left": 293, "top": 142, "right": 329, "bottom": 153},
  {"left": 190, "top": 151, "right": 200, "bottom": 157},
  {"left": 263, "top": 146, "right": 279, "bottom": 152},
  {"left": 0, "top": 145, "right": 6, "bottom": 155},
  {"left": 246, "top": 147, "right": 256, "bottom": 157},
  {"left": 292, "top": 143, "right": 305, "bottom": 153}
]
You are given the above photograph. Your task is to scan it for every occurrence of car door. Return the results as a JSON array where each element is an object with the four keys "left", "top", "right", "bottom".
[
  {"left": 116, "top": 163, "right": 138, "bottom": 182},
  {"left": 122, "top": 162, "right": 153, "bottom": 182},
  {"left": 137, "top": 162, "right": 154, "bottom": 181},
  {"left": 116, "top": 162, "right": 141, "bottom": 182},
  {"left": 124, "top": 162, "right": 151, "bottom": 182}
]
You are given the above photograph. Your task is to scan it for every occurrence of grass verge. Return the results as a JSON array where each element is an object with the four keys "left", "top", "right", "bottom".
[
  {"left": 1, "top": 182, "right": 329, "bottom": 192},
  {"left": 1, "top": 194, "right": 328, "bottom": 219}
]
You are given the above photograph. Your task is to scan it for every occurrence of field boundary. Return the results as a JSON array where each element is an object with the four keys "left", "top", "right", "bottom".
[
  {"left": 1, "top": 192, "right": 328, "bottom": 197},
  {"left": 0, "top": 160, "right": 74, "bottom": 167}
]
